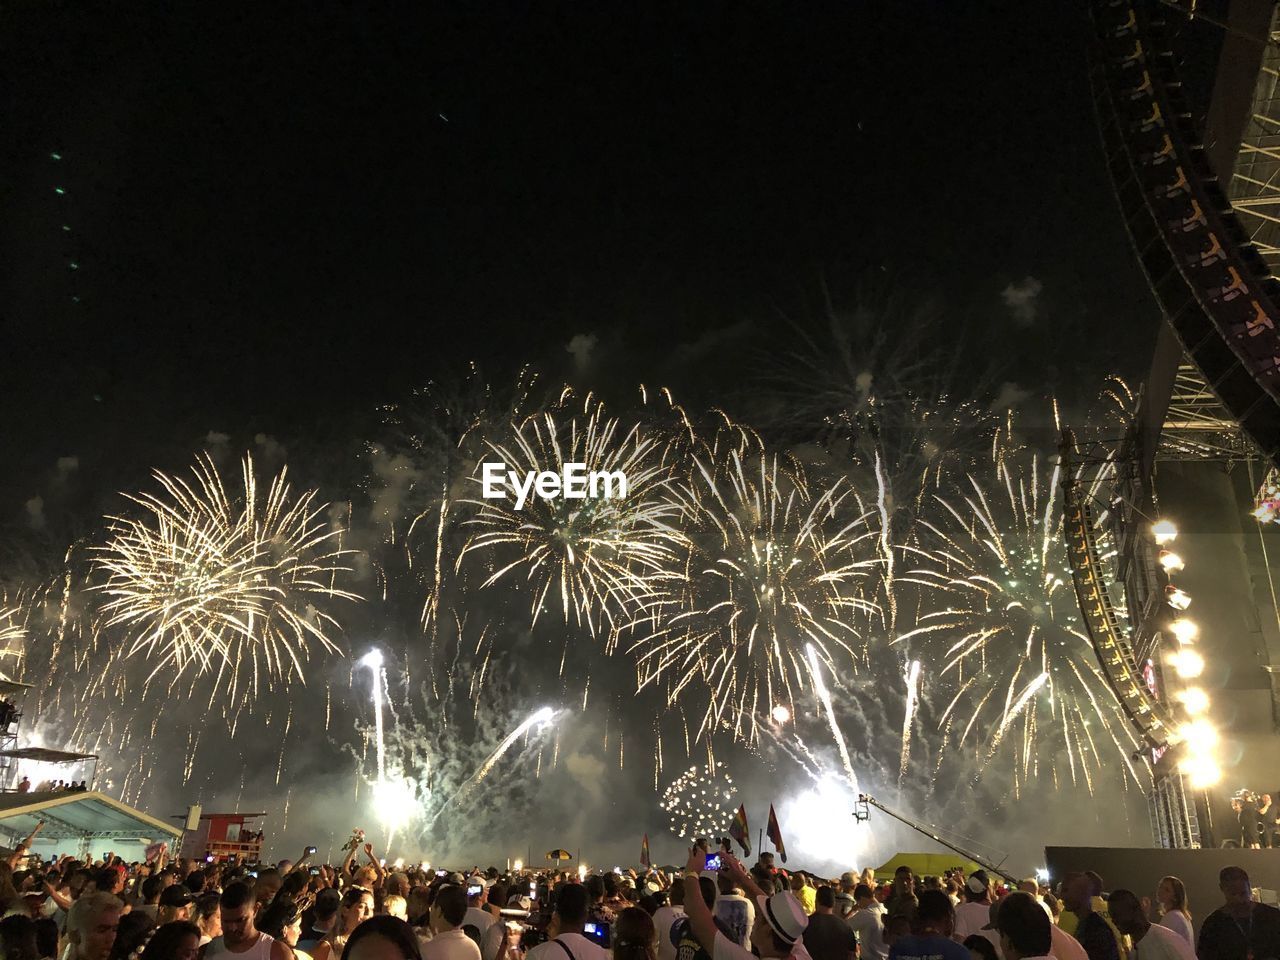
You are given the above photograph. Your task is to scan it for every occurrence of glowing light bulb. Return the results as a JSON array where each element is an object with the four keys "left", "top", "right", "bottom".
[
  {"left": 771, "top": 704, "right": 791, "bottom": 724},
  {"left": 1179, "top": 688, "right": 1210, "bottom": 715},
  {"left": 1159, "top": 550, "right": 1185, "bottom": 574},
  {"left": 1169, "top": 619, "right": 1198, "bottom": 644},
  {"left": 1167, "top": 587, "right": 1192, "bottom": 611},
  {"left": 1153, "top": 520, "right": 1178, "bottom": 544},
  {"left": 1179, "top": 719, "right": 1219, "bottom": 751},
  {"left": 1170, "top": 649, "right": 1205, "bottom": 679},
  {"left": 1180, "top": 754, "right": 1222, "bottom": 789}
]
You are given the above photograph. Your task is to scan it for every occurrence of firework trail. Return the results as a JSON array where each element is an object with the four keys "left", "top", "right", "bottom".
[
  {"left": 805, "top": 643, "right": 860, "bottom": 794},
  {"left": 92, "top": 454, "right": 360, "bottom": 705},
  {"left": 359, "top": 650, "right": 388, "bottom": 781},
  {"left": 634, "top": 450, "right": 880, "bottom": 745},
  {"left": 898, "top": 659, "right": 921, "bottom": 788},
  {"left": 426, "top": 707, "right": 557, "bottom": 825},
  {"left": 897, "top": 434, "right": 1141, "bottom": 793}
]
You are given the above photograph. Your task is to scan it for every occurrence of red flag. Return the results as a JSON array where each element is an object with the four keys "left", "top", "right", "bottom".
[
  {"left": 728, "top": 804, "right": 751, "bottom": 856},
  {"left": 641, "top": 833, "right": 651, "bottom": 868},
  {"left": 767, "top": 804, "right": 787, "bottom": 863}
]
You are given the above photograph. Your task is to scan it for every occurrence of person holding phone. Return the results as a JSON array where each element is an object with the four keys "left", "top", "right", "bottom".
[
  {"left": 465, "top": 878, "right": 496, "bottom": 935},
  {"left": 680, "top": 849, "right": 810, "bottom": 960},
  {"left": 522, "top": 884, "right": 608, "bottom": 960}
]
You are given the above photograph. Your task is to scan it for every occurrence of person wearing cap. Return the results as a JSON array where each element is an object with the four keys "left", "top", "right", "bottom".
[
  {"left": 158, "top": 885, "right": 197, "bottom": 925},
  {"left": 953, "top": 871, "right": 994, "bottom": 944},
  {"left": 991, "top": 893, "right": 1053, "bottom": 960},
  {"left": 680, "top": 848, "right": 811, "bottom": 960},
  {"left": 464, "top": 877, "right": 496, "bottom": 935},
  {"left": 885, "top": 890, "right": 966, "bottom": 960}
]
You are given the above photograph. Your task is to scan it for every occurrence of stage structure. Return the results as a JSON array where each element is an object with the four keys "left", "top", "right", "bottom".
[{"left": 1069, "top": 0, "right": 1280, "bottom": 848}]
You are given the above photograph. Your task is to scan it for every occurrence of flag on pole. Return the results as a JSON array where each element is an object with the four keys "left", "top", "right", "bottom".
[
  {"left": 767, "top": 804, "right": 787, "bottom": 863},
  {"left": 641, "top": 833, "right": 651, "bottom": 869},
  {"left": 728, "top": 805, "right": 752, "bottom": 856}
]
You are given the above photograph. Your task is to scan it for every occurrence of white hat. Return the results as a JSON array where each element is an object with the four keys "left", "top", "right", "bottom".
[{"left": 755, "top": 890, "right": 808, "bottom": 945}]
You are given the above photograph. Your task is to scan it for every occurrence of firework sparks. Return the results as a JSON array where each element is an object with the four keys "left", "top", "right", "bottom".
[
  {"left": 661, "top": 761, "right": 736, "bottom": 840},
  {"left": 460, "top": 395, "right": 683, "bottom": 654},
  {"left": 805, "top": 643, "right": 860, "bottom": 794},
  {"left": 635, "top": 451, "right": 880, "bottom": 745},
  {"left": 93, "top": 454, "right": 360, "bottom": 703},
  {"left": 898, "top": 442, "right": 1141, "bottom": 793}
]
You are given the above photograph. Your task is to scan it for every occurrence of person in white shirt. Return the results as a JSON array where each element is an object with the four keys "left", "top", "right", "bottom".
[
  {"left": 1154, "top": 876, "right": 1193, "bottom": 945},
  {"left": 954, "top": 872, "right": 999, "bottom": 954},
  {"left": 524, "top": 884, "right": 610, "bottom": 960},
  {"left": 423, "top": 886, "right": 482, "bottom": 960},
  {"left": 990, "top": 893, "right": 1053, "bottom": 960},
  {"left": 465, "top": 879, "right": 497, "bottom": 935},
  {"left": 653, "top": 883, "right": 687, "bottom": 960},
  {"left": 845, "top": 885, "right": 886, "bottom": 960},
  {"left": 713, "top": 874, "right": 755, "bottom": 948},
  {"left": 678, "top": 848, "right": 811, "bottom": 960},
  {"left": 1107, "top": 889, "right": 1195, "bottom": 960}
]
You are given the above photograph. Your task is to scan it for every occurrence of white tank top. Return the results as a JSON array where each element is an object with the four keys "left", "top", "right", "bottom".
[{"left": 206, "top": 933, "right": 277, "bottom": 960}]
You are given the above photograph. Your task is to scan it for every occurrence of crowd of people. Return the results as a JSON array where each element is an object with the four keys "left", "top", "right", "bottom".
[
  {"left": 0, "top": 822, "right": 1276, "bottom": 960},
  {"left": 16, "top": 779, "right": 88, "bottom": 794}
]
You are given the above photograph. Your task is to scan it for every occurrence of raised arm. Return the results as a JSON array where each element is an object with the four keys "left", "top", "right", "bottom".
[
  {"left": 363, "top": 843, "right": 387, "bottom": 883},
  {"left": 680, "top": 848, "right": 719, "bottom": 954},
  {"left": 9, "top": 820, "right": 44, "bottom": 868},
  {"left": 720, "top": 853, "right": 766, "bottom": 903},
  {"left": 284, "top": 847, "right": 313, "bottom": 876}
]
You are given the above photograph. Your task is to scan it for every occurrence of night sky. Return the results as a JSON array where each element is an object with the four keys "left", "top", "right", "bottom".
[
  {"left": 0, "top": 1, "right": 1198, "bottom": 865},
  {"left": 2, "top": 0, "right": 1158, "bottom": 529}
]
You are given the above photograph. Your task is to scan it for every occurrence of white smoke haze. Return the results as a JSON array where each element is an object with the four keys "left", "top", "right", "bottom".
[{"left": 1001, "top": 276, "right": 1043, "bottom": 324}]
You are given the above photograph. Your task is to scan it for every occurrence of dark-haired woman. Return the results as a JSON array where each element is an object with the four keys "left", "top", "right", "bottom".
[
  {"left": 259, "top": 898, "right": 308, "bottom": 957},
  {"left": 342, "top": 916, "right": 423, "bottom": 960},
  {"left": 140, "top": 921, "right": 201, "bottom": 960},
  {"left": 613, "top": 907, "right": 656, "bottom": 960},
  {"left": 312, "top": 889, "right": 374, "bottom": 960}
]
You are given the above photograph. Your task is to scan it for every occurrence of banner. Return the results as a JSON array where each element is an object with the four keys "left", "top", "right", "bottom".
[
  {"left": 767, "top": 803, "right": 787, "bottom": 863},
  {"left": 729, "top": 804, "right": 751, "bottom": 856}
]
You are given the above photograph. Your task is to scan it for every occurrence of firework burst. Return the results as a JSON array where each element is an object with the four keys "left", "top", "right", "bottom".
[
  {"left": 661, "top": 761, "right": 736, "bottom": 840},
  {"left": 635, "top": 451, "right": 881, "bottom": 745},
  {"left": 897, "top": 440, "right": 1140, "bottom": 793},
  {"left": 460, "top": 394, "right": 684, "bottom": 653},
  {"left": 93, "top": 454, "right": 360, "bottom": 702}
]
